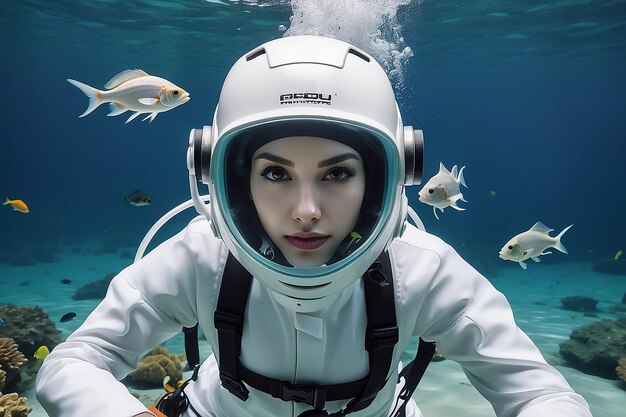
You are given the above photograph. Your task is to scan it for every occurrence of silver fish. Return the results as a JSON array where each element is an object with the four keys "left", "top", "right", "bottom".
[
  {"left": 124, "top": 190, "right": 152, "bottom": 207},
  {"left": 499, "top": 222, "right": 573, "bottom": 270},
  {"left": 67, "top": 69, "right": 190, "bottom": 123},
  {"left": 418, "top": 162, "right": 467, "bottom": 220}
]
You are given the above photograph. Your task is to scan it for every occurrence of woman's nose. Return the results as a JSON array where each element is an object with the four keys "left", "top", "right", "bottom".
[{"left": 292, "top": 184, "right": 321, "bottom": 223}]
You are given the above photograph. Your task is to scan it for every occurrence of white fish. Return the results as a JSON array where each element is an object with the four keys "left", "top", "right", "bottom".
[
  {"left": 67, "top": 69, "right": 190, "bottom": 123},
  {"left": 418, "top": 162, "right": 467, "bottom": 220},
  {"left": 499, "top": 222, "right": 573, "bottom": 270}
]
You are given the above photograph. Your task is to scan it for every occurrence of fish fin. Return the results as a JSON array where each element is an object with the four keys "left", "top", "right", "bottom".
[
  {"left": 531, "top": 256, "right": 541, "bottom": 263},
  {"left": 67, "top": 79, "right": 104, "bottom": 117},
  {"left": 447, "top": 194, "right": 466, "bottom": 211},
  {"left": 519, "top": 261, "right": 527, "bottom": 270},
  {"left": 457, "top": 166, "right": 467, "bottom": 188},
  {"left": 433, "top": 206, "right": 440, "bottom": 220},
  {"left": 439, "top": 162, "right": 450, "bottom": 175},
  {"left": 553, "top": 224, "right": 573, "bottom": 254},
  {"left": 126, "top": 112, "right": 143, "bottom": 123},
  {"left": 107, "top": 102, "right": 127, "bottom": 116},
  {"left": 138, "top": 98, "right": 159, "bottom": 106},
  {"left": 104, "top": 69, "right": 149, "bottom": 89},
  {"left": 530, "top": 222, "right": 554, "bottom": 234},
  {"left": 451, "top": 165, "right": 458, "bottom": 177},
  {"left": 3, "top": 197, "right": 10, "bottom": 205},
  {"left": 142, "top": 112, "right": 159, "bottom": 122},
  {"left": 541, "top": 251, "right": 553, "bottom": 256}
]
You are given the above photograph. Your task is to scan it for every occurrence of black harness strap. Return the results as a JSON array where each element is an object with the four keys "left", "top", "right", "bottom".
[
  {"left": 392, "top": 338, "right": 436, "bottom": 417},
  {"left": 239, "top": 365, "right": 368, "bottom": 409},
  {"left": 340, "top": 254, "right": 398, "bottom": 415},
  {"left": 183, "top": 324, "right": 200, "bottom": 369},
  {"left": 213, "top": 253, "right": 253, "bottom": 401},
  {"left": 203, "top": 251, "right": 434, "bottom": 417}
]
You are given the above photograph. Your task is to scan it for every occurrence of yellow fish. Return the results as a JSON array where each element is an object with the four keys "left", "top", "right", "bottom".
[
  {"left": 615, "top": 250, "right": 623, "bottom": 261},
  {"left": 34, "top": 345, "right": 50, "bottom": 360},
  {"left": 3, "top": 197, "right": 29, "bottom": 213}
]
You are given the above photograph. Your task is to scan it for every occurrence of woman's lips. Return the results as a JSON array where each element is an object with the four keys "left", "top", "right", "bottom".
[{"left": 286, "top": 234, "right": 329, "bottom": 250}]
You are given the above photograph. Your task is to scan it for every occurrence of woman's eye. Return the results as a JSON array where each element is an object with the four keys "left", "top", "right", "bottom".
[
  {"left": 260, "top": 167, "right": 290, "bottom": 182},
  {"left": 323, "top": 167, "right": 353, "bottom": 182}
]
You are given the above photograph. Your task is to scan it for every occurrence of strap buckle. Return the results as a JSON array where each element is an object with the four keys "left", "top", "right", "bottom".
[
  {"left": 369, "top": 326, "right": 399, "bottom": 349},
  {"left": 214, "top": 310, "right": 242, "bottom": 334},
  {"left": 275, "top": 381, "right": 327, "bottom": 411},
  {"left": 219, "top": 372, "right": 250, "bottom": 401}
]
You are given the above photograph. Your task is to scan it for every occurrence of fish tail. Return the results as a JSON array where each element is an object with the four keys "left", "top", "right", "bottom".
[
  {"left": 67, "top": 79, "right": 104, "bottom": 117},
  {"left": 553, "top": 224, "right": 573, "bottom": 254},
  {"left": 3, "top": 197, "right": 9, "bottom": 205}
]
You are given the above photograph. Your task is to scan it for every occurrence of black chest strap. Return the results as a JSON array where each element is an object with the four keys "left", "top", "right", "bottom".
[
  {"left": 208, "top": 251, "right": 434, "bottom": 417},
  {"left": 214, "top": 252, "right": 253, "bottom": 401}
]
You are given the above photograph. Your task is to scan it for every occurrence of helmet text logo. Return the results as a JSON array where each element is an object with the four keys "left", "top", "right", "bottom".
[{"left": 280, "top": 93, "right": 332, "bottom": 105}]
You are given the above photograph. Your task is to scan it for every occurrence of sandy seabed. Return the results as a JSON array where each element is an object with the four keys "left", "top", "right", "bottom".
[{"left": 1, "top": 245, "right": 624, "bottom": 417}]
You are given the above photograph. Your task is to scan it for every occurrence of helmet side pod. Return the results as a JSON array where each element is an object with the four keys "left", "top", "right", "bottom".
[{"left": 186, "top": 125, "right": 218, "bottom": 238}]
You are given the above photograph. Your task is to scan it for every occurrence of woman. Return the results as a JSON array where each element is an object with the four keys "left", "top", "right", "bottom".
[{"left": 36, "top": 36, "right": 592, "bottom": 417}]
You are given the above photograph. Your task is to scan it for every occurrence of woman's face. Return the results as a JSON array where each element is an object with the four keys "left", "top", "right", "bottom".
[{"left": 250, "top": 136, "right": 365, "bottom": 267}]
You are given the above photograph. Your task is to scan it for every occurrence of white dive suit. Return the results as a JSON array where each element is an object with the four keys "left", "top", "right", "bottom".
[{"left": 35, "top": 218, "right": 591, "bottom": 417}]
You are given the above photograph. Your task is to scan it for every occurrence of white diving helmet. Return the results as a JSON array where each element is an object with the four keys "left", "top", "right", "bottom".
[{"left": 187, "top": 35, "right": 424, "bottom": 312}]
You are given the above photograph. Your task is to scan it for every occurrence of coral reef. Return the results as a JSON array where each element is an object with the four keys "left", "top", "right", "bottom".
[
  {"left": 0, "top": 306, "right": 58, "bottom": 394},
  {"left": 561, "top": 296, "right": 598, "bottom": 312},
  {"left": 72, "top": 272, "right": 116, "bottom": 300},
  {"left": 126, "top": 346, "right": 183, "bottom": 388},
  {"left": 0, "top": 392, "right": 31, "bottom": 417},
  {"left": 559, "top": 318, "right": 626, "bottom": 379},
  {"left": 0, "top": 339, "right": 27, "bottom": 393},
  {"left": 0, "top": 305, "right": 61, "bottom": 359}
]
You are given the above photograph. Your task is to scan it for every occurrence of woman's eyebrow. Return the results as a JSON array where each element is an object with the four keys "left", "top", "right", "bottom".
[
  {"left": 318, "top": 152, "right": 360, "bottom": 168},
  {"left": 254, "top": 152, "right": 294, "bottom": 167}
]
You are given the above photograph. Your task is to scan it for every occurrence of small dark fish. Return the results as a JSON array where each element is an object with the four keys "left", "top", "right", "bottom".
[
  {"left": 60, "top": 312, "right": 77, "bottom": 322},
  {"left": 61, "top": 278, "right": 72, "bottom": 284},
  {"left": 124, "top": 190, "right": 152, "bottom": 206},
  {"left": 0, "top": 317, "right": 5, "bottom": 326},
  {"left": 19, "top": 280, "right": 30, "bottom": 286}
]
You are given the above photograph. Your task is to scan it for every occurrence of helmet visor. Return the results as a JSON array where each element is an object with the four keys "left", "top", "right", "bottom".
[{"left": 211, "top": 117, "right": 400, "bottom": 280}]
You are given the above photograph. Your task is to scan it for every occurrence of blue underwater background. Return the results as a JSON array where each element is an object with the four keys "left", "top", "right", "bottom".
[
  {"left": 1, "top": 0, "right": 625, "bottom": 415},
  {"left": 1, "top": 0, "right": 626, "bottom": 261}
]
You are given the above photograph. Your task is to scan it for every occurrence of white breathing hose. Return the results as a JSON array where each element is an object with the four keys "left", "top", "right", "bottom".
[
  {"left": 407, "top": 204, "right": 426, "bottom": 232},
  {"left": 134, "top": 194, "right": 210, "bottom": 263}
]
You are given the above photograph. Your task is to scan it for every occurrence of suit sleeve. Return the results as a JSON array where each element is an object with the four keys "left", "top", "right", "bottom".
[
  {"left": 415, "top": 243, "right": 592, "bottom": 417},
  {"left": 35, "top": 231, "right": 202, "bottom": 417}
]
